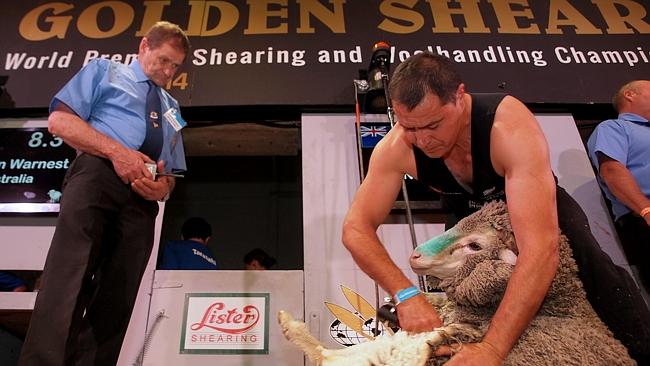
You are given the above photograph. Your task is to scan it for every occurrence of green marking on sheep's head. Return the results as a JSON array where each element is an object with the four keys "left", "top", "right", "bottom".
[{"left": 415, "top": 228, "right": 459, "bottom": 256}]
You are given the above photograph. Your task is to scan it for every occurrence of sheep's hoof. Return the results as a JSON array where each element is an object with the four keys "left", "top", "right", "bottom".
[
  {"left": 425, "top": 324, "right": 483, "bottom": 350},
  {"left": 277, "top": 310, "right": 296, "bottom": 339},
  {"left": 278, "top": 310, "right": 292, "bottom": 324},
  {"left": 278, "top": 310, "right": 326, "bottom": 365}
]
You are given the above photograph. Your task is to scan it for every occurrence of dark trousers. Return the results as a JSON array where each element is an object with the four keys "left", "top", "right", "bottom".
[
  {"left": 556, "top": 187, "right": 650, "bottom": 365},
  {"left": 19, "top": 154, "right": 159, "bottom": 366},
  {"left": 615, "top": 212, "right": 650, "bottom": 290}
]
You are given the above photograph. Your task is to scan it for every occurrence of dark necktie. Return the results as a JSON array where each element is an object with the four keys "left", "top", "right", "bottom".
[{"left": 139, "top": 80, "right": 163, "bottom": 161}]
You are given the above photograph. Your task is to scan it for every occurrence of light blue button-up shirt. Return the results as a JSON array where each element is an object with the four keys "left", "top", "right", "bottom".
[
  {"left": 587, "top": 112, "right": 650, "bottom": 219},
  {"left": 50, "top": 58, "right": 186, "bottom": 173}
]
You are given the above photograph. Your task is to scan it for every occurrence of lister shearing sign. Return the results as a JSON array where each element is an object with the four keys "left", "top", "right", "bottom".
[
  {"left": 180, "top": 293, "right": 270, "bottom": 354},
  {"left": 1, "top": 0, "right": 649, "bottom": 108}
]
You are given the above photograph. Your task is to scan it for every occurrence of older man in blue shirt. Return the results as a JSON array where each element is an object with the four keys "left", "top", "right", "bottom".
[
  {"left": 20, "top": 21, "right": 190, "bottom": 366},
  {"left": 588, "top": 80, "right": 650, "bottom": 294}
]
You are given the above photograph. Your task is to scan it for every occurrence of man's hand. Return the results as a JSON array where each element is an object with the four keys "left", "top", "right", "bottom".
[
  {"left": 436, "top": 341, "right": 505, "bottom": 366},
  {"left": 131, "top": 161, "right": 171, "bottom": 201},
  {"left": 396, "top": 294, "right": 442, "bottom": 333},
  {"left": 131, "top": 175, "right": 170, "bottom": 201},
  {"left": 111, "top": 148, "right": 155, "bottom": 184}
]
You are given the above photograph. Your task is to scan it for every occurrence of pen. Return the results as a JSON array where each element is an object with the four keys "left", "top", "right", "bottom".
[{"left": 157, "top": 173, "right": 185, "bottom": 178}]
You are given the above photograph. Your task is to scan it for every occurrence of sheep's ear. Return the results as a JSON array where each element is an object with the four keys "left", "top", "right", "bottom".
[{"left": 498, "top": 249, "right": 517, "bottom": 265}]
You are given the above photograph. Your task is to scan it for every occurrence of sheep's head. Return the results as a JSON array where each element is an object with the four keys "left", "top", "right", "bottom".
[{"left": 410, "top": 201, "right": 519, "bottom": 305}]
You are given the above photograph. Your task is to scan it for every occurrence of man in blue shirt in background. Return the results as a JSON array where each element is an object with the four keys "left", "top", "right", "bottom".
[
  {"left": 20, "top": 21, "right": 190, "bottom": 366},
  {"left": 588, "top": 80, "right": 650, "bottom": 292},
  {"left": 0, "top": 271, "right": 27, "bottom": 292},
  {"left": 160, "top": 217, "right": 219, "bottom": 270}
]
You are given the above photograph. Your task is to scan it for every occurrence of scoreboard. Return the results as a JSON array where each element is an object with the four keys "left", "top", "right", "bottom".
[{"left": 0, "top": 126, "right": 76, "bottom": 214}]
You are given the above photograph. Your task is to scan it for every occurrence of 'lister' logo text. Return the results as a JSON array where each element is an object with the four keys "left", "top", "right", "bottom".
[{"left": 191, "top": 302, "right": 259, "bottom": 334}]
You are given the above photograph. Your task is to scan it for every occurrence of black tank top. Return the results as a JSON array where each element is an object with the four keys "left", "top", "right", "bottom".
[{"left": 414, "top": 93, "right": 507, "bottom": 219}]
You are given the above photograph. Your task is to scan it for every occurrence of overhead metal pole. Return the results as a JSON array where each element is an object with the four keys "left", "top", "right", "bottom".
[{"left": 378, "top": 67, "right": 427, "bottom": 293}]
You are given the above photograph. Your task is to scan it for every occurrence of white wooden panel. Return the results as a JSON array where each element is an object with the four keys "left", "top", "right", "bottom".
[
  {"left": 536, "top": 114, "right": 626, "bottom": 265},
  {"left": 301, "top": 114, "right": 445, "bottom": 351},
  {"left": 140, "top": 270, "right": 304, "bottom": 366}
]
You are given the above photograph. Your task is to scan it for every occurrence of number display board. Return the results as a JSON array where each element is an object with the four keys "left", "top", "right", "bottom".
[{"left": 0, "top": 127, "right": 76, "bottom": 213}]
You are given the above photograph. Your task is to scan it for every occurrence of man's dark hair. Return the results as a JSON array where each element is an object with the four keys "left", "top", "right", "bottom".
[
  {"left": 181, "top": 217, "right": 212, "bottom": 240},
  {"left": 388, "top": 52, "right": 462, "bottom": 111},
  {"left": 145, "top": 21, "right": 191, "bottom": 57},
  {"left": 243, "top": 248, "right": 277, "bottom": 269}
]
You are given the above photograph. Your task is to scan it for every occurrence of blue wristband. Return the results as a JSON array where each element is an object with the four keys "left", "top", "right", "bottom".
[{"left": 394, "top": 286, "right": 420, "bottom": 305}]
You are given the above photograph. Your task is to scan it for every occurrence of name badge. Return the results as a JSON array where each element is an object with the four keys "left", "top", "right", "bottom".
[{"left": 163, "top": 108, "right": 187, "bottom": 132}]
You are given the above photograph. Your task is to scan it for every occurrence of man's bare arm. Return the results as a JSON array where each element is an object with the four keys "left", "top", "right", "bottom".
[
  {"left": 342, "top": 127, "right": 443, "bottom": 332},
  {"left": 48, "top": 102, "right": 154, "bottom": 184},
  {"left": 598, "top": 154, "right": 650, "bottom": 224},
  {"left": 448, "top": 97, "right": 559, "bottom": 365}
]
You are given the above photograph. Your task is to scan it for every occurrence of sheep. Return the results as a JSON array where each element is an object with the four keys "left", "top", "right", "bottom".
[{"left": 278, "top": 201, "right": 635, "bottom": 366}]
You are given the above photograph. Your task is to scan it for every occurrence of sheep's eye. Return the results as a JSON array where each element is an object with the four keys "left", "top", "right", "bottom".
[{"left": 468, "top": 242, "right": 482, "bottom": 251}]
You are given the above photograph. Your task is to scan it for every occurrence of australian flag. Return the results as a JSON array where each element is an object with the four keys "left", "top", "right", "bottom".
[{"left": 360, "top": 122, "right": 391, "bottom": 148}]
